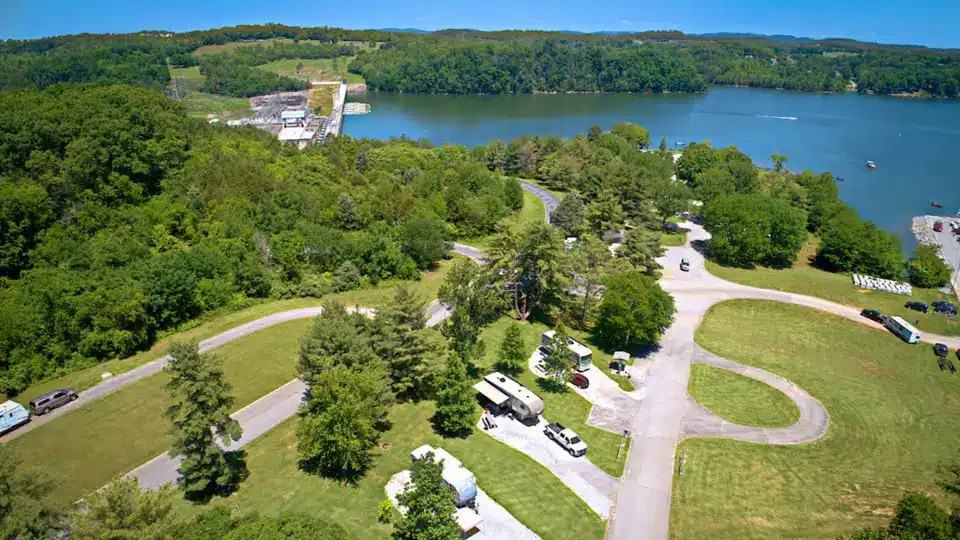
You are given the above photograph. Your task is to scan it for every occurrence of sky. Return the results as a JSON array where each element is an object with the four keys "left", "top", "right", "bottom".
[{"left": 1, "top": 0, "right": 956, "bottom": 49}]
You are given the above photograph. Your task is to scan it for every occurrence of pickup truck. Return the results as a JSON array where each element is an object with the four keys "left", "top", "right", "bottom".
[{"left": 544, "top": 422, "right": 588, "bottom": 457}]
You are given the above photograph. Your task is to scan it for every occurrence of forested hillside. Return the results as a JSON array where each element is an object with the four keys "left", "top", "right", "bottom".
[
  {"left": 2, "top": 24, "right": 959, "bottom": 98},
  {"left": 0, "top": 84, "right": 522, "bottom": 393}
]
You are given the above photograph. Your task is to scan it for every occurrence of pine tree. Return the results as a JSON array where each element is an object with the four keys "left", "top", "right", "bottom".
[
  {"left": 619, "top": 227, "right": 666, "bottom": 277},
  {"left": 298, "top": 302, "right": 377, "bottom": 385},
  {"left": 496, "top": 323, "right": 527, "bottom": 374},
  {"left": 375, "top": 288, "right": 446, "bottom": 400},
  {"left": 393, "top": 453, "right": 461, "bottom": 540},
  {"left": 164, "top": 341, "right": 244, "bottom": 501},
  {"left": 70, "top": 478, "right": 173, "bottom": 540},
  {"left": 431, "top": 355, "right": 477, "bottom": 437}
]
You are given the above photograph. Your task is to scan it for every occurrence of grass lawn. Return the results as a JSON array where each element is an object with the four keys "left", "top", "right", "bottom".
[
  {"left": 172, "top": 403, "right": 604, "bottom": 540},
  {"left": 168, "top": 66, "right": 253, "bottom": 120},
  {"left": 661, "top": 231, "right": 687, "bottom": 246},
  {"left": 477, "top": 317, "right": 630, "bottom": 477},
  {"left": 670, "top": 299, "right": 960, "bottom": 539},
  {"left": 688, "top": 364, "right": 800, "bottom": 427},
  {"left": 258, "top": 57, "right": 364, "bottom": 84},
  {"left": 9, "top": 260, "right": 455, "bottom": 405},
  {"left": 309, "top": 84, "right": 337, "bottom": 116},
  {"left": 706, "top": 237, "right": 960, "bottom": 337},
  {"left": 9, "top": 318, "right": 311, "bottom": 504},
  {"left": 459, "top": 191, "right": 546, "bottom": 250}
]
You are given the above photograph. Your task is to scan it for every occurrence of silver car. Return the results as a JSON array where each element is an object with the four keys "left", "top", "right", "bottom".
[
  {"left": 680, "top": 258, "right": 690, "bottom": 271},
  {"left": 29, "top": 388, "right": 78, "bottom": 415}
]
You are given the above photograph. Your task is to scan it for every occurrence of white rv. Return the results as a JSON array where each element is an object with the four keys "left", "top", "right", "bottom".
[
  {"left": 541, "top": 330, "right": 593, "bottom": 372},
  {"left": 410, "top": 445, "right": 478, "bottom": 507},
  {"left": 475, "top": 372, "right": 544, "bottom": 421}
]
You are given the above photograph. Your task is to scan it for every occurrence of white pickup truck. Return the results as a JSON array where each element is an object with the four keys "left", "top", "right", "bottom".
[{"left": 544, "top": 422, "right": 588, "bottom": 457}]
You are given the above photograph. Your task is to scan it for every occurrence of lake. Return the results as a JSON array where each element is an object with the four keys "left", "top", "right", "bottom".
[{"left": 344, "top": 87, "right": 960, "bottom": 248}]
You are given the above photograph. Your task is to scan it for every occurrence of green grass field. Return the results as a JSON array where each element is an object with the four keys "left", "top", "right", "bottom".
[
  {"left": 688, "top": 364, "right": 800, "bottom": 427},
  {"left": 670, "top": 299, "right": 960, "bottom": 539},
  {"left": 706, "top": 238, "right": 960, "bottom": 337},
  {"left": 258, "top": 57, "right": 365, "bottom": 84},
  {"left": 172, "top": 403, "right": 605, "bottom": 540},
  {"left": 9, "top": 318, "right": 311, "bottom": 504},
  {"left": 477, "top": 317, "right": 630, "bottom": 477},
  {"left": 661, "top": 231, "right": 687, "bottom": 246},
  {"left": 169, "top": 66, "right": 253, "bottom": 120},
  {"left": 10, "top": 260, "right": 455, "bottom": 405}
]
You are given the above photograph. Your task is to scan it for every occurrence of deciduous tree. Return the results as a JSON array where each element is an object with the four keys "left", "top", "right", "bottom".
[
  {"left": 908, "top": 245, "right": 952, "bottom": 288},
  {"left": 393, "top": 452, "right": 461, "bottom": 540},
  {"left": 541, "top": 326, "right": 572, "bottom": 387},
  {"left": 0, "top": 445, "right": 59, "bottom": 539},
  {"left": 595, "top": 271, "right": 675, "bottom": 348},
  {"left": 70, "top": 477, "right": 173, "bottom": 540}
]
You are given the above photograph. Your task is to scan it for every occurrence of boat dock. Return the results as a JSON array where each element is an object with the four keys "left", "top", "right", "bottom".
[{"left": 912, "top": 215, "right": 960, "bottom": 294}]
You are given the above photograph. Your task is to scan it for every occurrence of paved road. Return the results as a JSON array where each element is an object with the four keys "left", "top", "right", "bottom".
[{"left": 518, "top": 181, "right": 560, "bottom": 223}]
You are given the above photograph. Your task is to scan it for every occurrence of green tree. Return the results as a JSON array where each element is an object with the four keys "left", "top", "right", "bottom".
[
  {"left": 484, "top": 140, "right": 507, "bottom": 171},
  {"left": 0, "top": 445, "right": 59, "bottom": 539},
  {"left": 610, "top": 121, "right": 651, "bottom": 148},
  {"left": 400, "top": 217, "right": 448, "bottom": 270},
  {"left": 270, "top": 230, "right": 306, "bottom": 280},
  {"left": 888, "top": 492, "right": 954, "bottom": 540},
  {"left": 489, "top": 221, "right": 570, "bottom": 322},
  {"left": 703, "top": 194, "right": 807, "bottom": 267},
  {"left": 431, "top": 355, "right": 477, "bottom": 436},
  {"left": 437, "top": 259, "right": 505, "bottom": 361},
  {"left": 587, "top": 125, "right": 604, "bottom": 141},
  {"left": 659, "top": 137, "right": 668, "bottom": 152},
  {"left": 164, "top": 341, "right": 244, "bottom": 501},
  {"left": 393, "top": 452, "right": 461, "bottom": 540},
  {"left": 569, "top": 235, "right": 629, "bottom": 327},
  {"left": 337, "top": 193, "right": 362, "bottom": 230},
  {"left": 817, "top": 205, "right": 905, "bottom": 279},
  {"left": 550, "top": 192, "right": 587, "bottom": 237},
  {"left": 503, "top": 177, "right": 524, "bottom": 211},
  {"left": 595, "top": 270, "right": 676, "bottom": 348},
  {"left": 375, "top": 288, "right": 447, "bottom": 400},
  {"left": 497, "top": 323, "right": 528, "bottom": 374},
  {"left": 771, "top": 153, "right": 789, "bottom": 173},
  {"left": 70, "top": 477, "right": 173, "bottom": 540},
  {"left": 618, "top": 227, "right": 666, "bottom": 276},
  {"left": 908, "top": 245, "right": 952, "bottom": 288},
  {"left": 298, "top": 302, "right": 378, "bottom": 384},
  {"left": 541, "top": 326, "right": 572, "bottom": 387},
  {"left": 297, "top": 365, "right": 392, "bottom": 477}
]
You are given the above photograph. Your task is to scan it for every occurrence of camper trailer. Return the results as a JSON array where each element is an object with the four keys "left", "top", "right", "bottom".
[
  {"left": 541, "top": 331, "right": 594, "bottom": 372},
  {"left": 410, "top": 445, "right": 478, "bottom": 508},
  {"left": 0, "top": 400, "right": 29, "bottom": 434},
  {"left": 475, "top": 372, "right": 545, "bottom": 421}
]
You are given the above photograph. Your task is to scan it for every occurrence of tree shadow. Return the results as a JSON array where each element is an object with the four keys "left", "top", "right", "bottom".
[
  {"left": 297, "top": 453, "right": 370, "bottom": 486},
  {"left": 690, "top": 239, "right": 710, "bottom": 256},
  {"left": 183, "top": 450, "right": 249, "bottom": 504},
  {"left": 535, "top": 376, "right": 568, "bottom": 394}
]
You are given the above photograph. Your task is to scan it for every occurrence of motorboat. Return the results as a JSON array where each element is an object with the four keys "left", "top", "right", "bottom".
[
  {"left": 836, "top": 176, "right": 845, "bottom": 182},
  {"left": 931, "top": 202, "right": 944, "bottom": 209},
  {"left": 865, "top": 160, "right": 877, "bottom": 169}
]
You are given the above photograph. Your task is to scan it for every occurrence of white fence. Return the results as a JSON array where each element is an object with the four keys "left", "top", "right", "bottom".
[{"left": 852, "top": 274, "right": 912, "bottom": 296}]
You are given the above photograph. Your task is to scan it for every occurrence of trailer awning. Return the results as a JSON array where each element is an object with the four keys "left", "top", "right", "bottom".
[
  {"left": 473, "top": 380, "right": 509, "bottom": 406},
  {"left": 455, "top": 507, "right": 483, "bottom": 533}
]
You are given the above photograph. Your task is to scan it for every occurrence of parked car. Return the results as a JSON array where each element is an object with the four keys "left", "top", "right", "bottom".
[
  {"left": 933, "top": 301, "right": 958, "bottom": 315},
  {"left": 860, "top": 309, "right": 883, "bottom": 323},
  {"left": 28, "top": 388, "right": 78, "bottom": 416},
  {"left": 544, "top": 422, "right": 588, "bottom": 457},
  {"left": 679, "top": 258, "right": 690, "bottom": 272},
  {"left": 570, "top": 373, "right": 590, "bottom": 389},
  {"left": 934, "top": 343, "right": 949, "bottom": 357},
  {"left": 905, "top": 301, "right": 929, "bottom": 314},
  {"left": 934, "top": 221, "right": 943, "bottom": 232}
]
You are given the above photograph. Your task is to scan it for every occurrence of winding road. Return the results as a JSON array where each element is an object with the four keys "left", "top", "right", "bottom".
[{"left": 10, "top": 182, "right": 959, "bottom": 538}]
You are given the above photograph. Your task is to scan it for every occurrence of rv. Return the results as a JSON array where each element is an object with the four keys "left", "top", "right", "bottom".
[
  {"left": 884, "top": 316, "right": 922, "bottom": 344},
  {"left": 474, "top": 372, "right": 545, "bottom": 421},
  {"left": 0, "top": 401, "right": 30, "bottom": 434},
  {"left": 541, "top": 331, "right": 593, "bottom": 372},
  {"left": 410, "top": 445, "right": 478, "bottom": 507}
]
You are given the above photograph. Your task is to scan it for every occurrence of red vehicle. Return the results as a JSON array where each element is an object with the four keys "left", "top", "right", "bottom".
[
  {"left": 934, "top": 221, "right": 943, "bottom": 232},
  {"left": 570, "top": 373, "right": 590, "bottom": 389}
]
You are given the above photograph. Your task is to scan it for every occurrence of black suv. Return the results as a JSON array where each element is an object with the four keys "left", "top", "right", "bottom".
[
  {"left": 933, "top": 301, "right": 958, "bottom": 315},
  {"left": 860, "top": 309, "right": 883, "bottom": 323},
  {"left": 905, "top": 301, "right": 929, "bottom": 314},
  {"left": 934, "top": 343, "right": 949, "bottom": 357},
  {"left": 29, "top": 388, "right": 78, "bottom": 415}
]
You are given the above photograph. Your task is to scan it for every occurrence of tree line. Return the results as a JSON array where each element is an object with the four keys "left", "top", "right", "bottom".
[{"left": 0, "top": 84, "right": 524, "bottom": 394}]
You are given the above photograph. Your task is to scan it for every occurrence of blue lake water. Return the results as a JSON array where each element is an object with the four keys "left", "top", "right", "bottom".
[{"left": 344, "top": 87, "right": 960, "bottom": 247}]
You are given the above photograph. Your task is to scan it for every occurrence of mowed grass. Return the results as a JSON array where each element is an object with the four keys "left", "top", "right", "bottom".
[
  {"left": 258, "top": 57, "right": 364, "bottom": 84},
  {"left": 459, "top": 190, "right": 546, "bottom": 250},
  {"left": 9, "top": 318, "right": 311, "bottom": 504},
  {"left": 477, "top": 317, "right": 630, "bottom": 477},
  {"left": 10, "top": 260, "right": 455, "bottom": 404},
  {"left": 172, "top": 403, "right": 604, "bottom": 540},
  {"left": 670, "top": 299, "right": 960, "bottom": 539},
  {"left": 688, "top": 364, "right": 800, "bottom": 427},
  {"left": 661, "top": 231, "right": 687, "bottom": 246},
  {"left": 309, "top": 84, "right": 337, "bottom": 116},
  {"left": 706, "top": 237, "right": 960, "bottom": 337},
  {"left": 169, "top": 66, "right": 252, "bottom": 120}
]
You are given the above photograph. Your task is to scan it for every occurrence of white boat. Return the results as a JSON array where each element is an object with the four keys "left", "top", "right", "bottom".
[{"left": 865, "top": 160, "right": 877, "bottom": 169}]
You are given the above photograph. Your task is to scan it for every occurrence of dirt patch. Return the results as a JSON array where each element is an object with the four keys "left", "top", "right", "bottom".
[
  {"left": 747, "top": 517, "right": 775, "bottom": 527},
  {"left": 859, "top": 362, "right": 895, "bottom": 379},
  {"left": 872, "top": 507, "right": 895, "bottom": 516}
]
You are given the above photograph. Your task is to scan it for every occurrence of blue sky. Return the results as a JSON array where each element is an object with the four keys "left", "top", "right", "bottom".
[{"left": 1, "top": 0, "right": 955, "bottom": 48}]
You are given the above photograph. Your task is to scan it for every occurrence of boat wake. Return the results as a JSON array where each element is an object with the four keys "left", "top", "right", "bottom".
[{"left": 757, "top": 114, "right": 798, "bottom": 120}]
